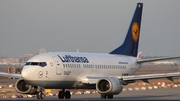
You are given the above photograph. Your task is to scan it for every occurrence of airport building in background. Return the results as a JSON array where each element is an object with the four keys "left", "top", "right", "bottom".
[
  {"left": 39, "top": 48, "right": 46, "bottom": 54},
  {"left": 0, "top": 48, "right": 46, "bottom": 66}
]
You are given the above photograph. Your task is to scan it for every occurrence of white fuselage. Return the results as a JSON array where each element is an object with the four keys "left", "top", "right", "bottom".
[{"left": 21, "top": 52, "right": 141, "bottom": 89}]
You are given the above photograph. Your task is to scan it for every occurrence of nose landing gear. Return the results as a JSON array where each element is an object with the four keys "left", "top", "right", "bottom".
[
  {"left": 36, "top": 86, "right": 45, "bottom": 99},
  {"left": 37, "top": 91, "right": 45, "bottom": 99}
]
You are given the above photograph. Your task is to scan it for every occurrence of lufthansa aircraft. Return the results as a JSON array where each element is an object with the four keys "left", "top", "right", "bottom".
[{"left": 1, "top": 3, "right": 180, "bottom": 99}]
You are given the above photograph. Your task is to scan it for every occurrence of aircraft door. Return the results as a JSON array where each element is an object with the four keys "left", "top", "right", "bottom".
[{"left": 52, "top": 56, "right": 62, "bottom": 75}]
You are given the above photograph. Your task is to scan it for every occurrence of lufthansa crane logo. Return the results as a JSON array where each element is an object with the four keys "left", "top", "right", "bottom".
[
  {"left": 132, "top": 22, "right": 139, "bottom": 42},
  {"left": 38, "top": 71, "right": 43, "bottom": 78}
]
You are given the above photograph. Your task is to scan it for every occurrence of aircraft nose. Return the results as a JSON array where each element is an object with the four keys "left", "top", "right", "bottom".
[{"left": 21, "top": 66, "right": 34, "bottom": 80}]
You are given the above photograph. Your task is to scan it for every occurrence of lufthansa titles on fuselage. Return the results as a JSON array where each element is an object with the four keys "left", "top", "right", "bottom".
[
  {"left": 57, "top": 55, "right": 89, "bottom": 63},
  {"left": 118, "top": 61, "right": 128, "bottom": 64}
]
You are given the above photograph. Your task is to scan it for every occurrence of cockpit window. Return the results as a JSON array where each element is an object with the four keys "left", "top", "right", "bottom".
[
  {"left": 25, "top": 62, "right": 31, "bottom": 65},
  {"left": 25, "top": 62, "right": 47, "bottom": 67},
  {"left": 39, "top": 62, "right": 47, "bottom": 67},
  {"left": 31, "top": 62, "right": 39, "bottom": 65}
]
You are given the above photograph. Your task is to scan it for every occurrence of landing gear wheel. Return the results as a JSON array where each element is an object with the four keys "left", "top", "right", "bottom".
[
  {"left": 37, "top": 93, "right": 40, "bottom": 99},
  {"left": 58, "top": 89, "right": 71, "bottom": 99},
  {"left": 58, "top": 91, "right": 64, "bottom": 99},
  {"left": 36, "top": 91, "right": 45, "bottom": 99},
  {"left": 65, "top": 91, "right": 71, "bottom": 99},
  {"left": 101, "top": 94, "right": 106, "bottom": 99},
  {"left": 108, "top": 95, "right": 113, "bottom": 99},
  {"left": 100, "top": 94, "right": 113, "bottom": 99},
  {"left": 40, "top": 92, "right": 45, "bottom": 99}
]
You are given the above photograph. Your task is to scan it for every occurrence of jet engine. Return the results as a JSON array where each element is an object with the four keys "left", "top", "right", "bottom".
[
  {"left": 96, "top": 77, "right": 123, "bottom": 94},
  {"left": 15, "top": 78, "right": 38, "bottom": 94}
]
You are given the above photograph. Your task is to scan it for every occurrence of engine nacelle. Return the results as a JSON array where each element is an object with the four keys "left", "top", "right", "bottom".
[
  {"left": 15, "top": 78, "right": 38, "bottom": 94},
  {"left": 96, "top": 77, "right": 123, "bottom": 95}
]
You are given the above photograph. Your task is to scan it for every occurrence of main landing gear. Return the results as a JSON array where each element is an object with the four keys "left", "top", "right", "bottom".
[
  {"left": 58, "top": 89, "right": 71, "bottom": 99},
  {"left": 36, "top": 91, "right": 45, "bottom": 99},
  {"left": 101, "top": 94, "right": 113, "bottom": 99}
]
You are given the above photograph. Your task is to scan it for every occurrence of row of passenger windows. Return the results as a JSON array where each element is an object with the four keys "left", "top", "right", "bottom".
[
  {"left": 63, "top": 64, "right": 126, "bottom": 69},
  {"left": 63, "top": 64, "right": 81, "bottom": 68}
]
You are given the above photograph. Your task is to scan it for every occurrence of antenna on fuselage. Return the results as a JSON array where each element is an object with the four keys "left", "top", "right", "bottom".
[{"left": 77, "top": 49, "right": 79, "bottom": 53}]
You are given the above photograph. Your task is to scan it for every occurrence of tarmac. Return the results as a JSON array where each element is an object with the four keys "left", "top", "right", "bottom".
[{"left": 0, "top": 87, "right": 180, "bottom": 100}]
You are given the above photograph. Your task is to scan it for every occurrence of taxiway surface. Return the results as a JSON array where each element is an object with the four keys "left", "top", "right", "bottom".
[{"left": 0, "top": 87, "right": 180, "bottom": 100}]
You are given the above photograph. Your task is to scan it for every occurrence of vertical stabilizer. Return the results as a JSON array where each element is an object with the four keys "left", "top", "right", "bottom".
[{"left": 110, "top": 3, "right": 143, "bottom": 57}]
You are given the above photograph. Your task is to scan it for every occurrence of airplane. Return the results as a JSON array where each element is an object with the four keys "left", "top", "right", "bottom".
[{"left": 1, "top": 2, "right": 180, "bottom": 99}]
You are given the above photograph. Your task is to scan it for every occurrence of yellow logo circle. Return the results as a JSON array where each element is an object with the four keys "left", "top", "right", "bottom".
[{"left": 132, "top": 22, "right": 139, "bottom": 42}]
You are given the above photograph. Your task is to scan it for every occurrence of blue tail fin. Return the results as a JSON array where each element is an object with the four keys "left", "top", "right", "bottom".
[{"left": 110, "top": 3, "right": 143, "bottom": 57}]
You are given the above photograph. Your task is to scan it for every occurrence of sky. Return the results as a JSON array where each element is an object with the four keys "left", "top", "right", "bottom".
[{"left": 0, "top": 0, "right": 180, "bottom": 57}]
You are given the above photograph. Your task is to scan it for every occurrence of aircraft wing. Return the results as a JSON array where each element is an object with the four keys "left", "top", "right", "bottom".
[
  {"left": 82, "top": 72, "right": 180, "bottom": 84},
  {"left": 136, "top": 56, "right": 180, "bottom": 63},
  {"left": 0, "top": 72, "right": 22, "bottom": 79},
  {"left": 122, "top": 72, "right": 180, "bottom": 81}
]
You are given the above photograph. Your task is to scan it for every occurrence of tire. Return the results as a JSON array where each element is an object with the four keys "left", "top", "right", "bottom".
[
  {"left": 58, "top": 91, "right": 64, "bottom": 99},
  {"left": 108, "top": 95, "right": 113, "bottom": 99},
  {"left": 40, "top": 92, "right": 45, "bottom": 99},
  {"left": 101, "top": 94, "right": 106, "bottom": 99},
  {"left": 36, "top": 93, "right": 40, "bottom": 99},
  {"left": 65, "top": 91, "right": 71, "bottom": 99}
]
